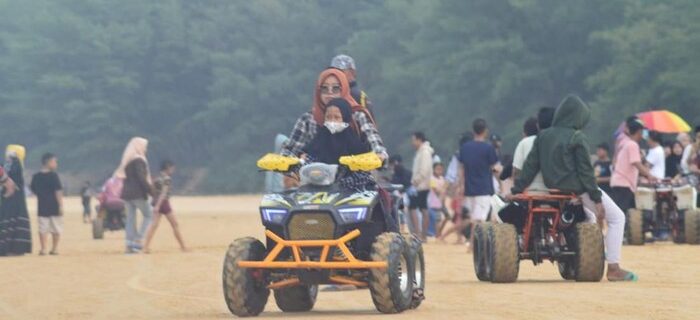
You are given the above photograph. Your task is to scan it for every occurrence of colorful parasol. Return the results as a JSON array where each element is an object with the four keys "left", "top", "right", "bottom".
[{"left": 636, "top": 110, "right": 691, "bottom": 133}]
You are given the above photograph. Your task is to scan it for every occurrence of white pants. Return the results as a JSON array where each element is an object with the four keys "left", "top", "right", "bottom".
[
  {"left": 580, "top": 190, "right": 625, "bottom": 264},
  {"left": 463, "top": 196, "right": 492, "bottom": 222}
]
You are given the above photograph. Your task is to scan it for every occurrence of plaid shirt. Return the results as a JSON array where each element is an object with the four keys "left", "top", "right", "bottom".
[{"left": 281, "top": 111, "right": 388, "bottom": 159}]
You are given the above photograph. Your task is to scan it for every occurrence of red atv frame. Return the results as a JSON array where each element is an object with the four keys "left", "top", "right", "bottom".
[{"left": 473, "top": 192, "right": 605, "bottom": 283}]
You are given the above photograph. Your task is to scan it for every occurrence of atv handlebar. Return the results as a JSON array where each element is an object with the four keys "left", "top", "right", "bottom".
[
  {"left": 638, "top": 178, "right": 690, "bottom": 189},
  {"left": 257, "top": 152, "right": 383, "bottom": 173}
]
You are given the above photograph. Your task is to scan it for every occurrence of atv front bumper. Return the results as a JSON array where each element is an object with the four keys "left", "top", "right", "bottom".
[{"left": 237, "top": 229, "right": 388, "bottom": 270}]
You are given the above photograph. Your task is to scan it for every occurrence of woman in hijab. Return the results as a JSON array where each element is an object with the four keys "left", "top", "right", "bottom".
[
  {"left": 280, "top": 68, "right": 387, "bottom": 160},
  {"left": 303, "top": 98, "right": 372, "bottom": 190},
  {"left": 0, "top": 145, "right": 32, "bottom": 256},
  {"left": 666, "top": 141, "right": 683, "bottom": 178},
  {"left": 116, "top": 137, "right": 154, "bottom": 254}
]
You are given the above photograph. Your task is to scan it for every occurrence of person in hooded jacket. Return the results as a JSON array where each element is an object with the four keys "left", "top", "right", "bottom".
[{"left": 512, "top": 95, "right": 637, "bottom": 282}]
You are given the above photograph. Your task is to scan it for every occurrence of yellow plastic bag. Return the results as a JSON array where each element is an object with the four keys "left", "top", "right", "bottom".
[
  {"left": 257, "top": 153, "right": 300, "bottom": 172},
  {"left": 339, "top": 152, "right": 382, "bottom": 172}
]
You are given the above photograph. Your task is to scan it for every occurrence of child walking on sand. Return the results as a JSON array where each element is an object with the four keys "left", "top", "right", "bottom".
[
  {"left": 428, "top": 163, "right": 449, "bottom": 237},
  {"left": 143, "top": 160, "right": 188, "bottom": 253},
  {"left": 30, "top": 153, "right": 63, "bottom": 255}
]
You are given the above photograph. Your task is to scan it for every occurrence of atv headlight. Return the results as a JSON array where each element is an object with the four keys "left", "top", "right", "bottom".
[
  {"left": 338, "top": 207, "right": 368, "bottom": 223},
  {"left": 261, "top": 208, "right": 288, "bottom": 224}
]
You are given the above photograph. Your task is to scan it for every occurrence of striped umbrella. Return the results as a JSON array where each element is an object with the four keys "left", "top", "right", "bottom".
[{"left": 636, "top": 110, "right": 691, "bottom": 133}]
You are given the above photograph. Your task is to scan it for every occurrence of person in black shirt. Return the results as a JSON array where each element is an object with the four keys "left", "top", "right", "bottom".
[
  {"left": 666, "top": 141, "right": 684, "bottom": 178},
  {"left": 30, "top": 153, "right": 63, "bottom": 255},
  {"left": 389, "top": 155, "right": 412, "bottom": 189},
  {"left": 389, "top": 155, "right": 412, "bottom": 233},
  {"left": 594, "top": 143, "right": 613, "bottom": 195}
]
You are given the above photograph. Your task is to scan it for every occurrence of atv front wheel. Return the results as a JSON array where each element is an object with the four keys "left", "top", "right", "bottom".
[
  {"left": 223, "top": 237, "right": 270, "bottom": 317},
  {"left": 369, "top": 232, "right": 413, "bottom": 314},
  {"left": 573, "top": 223, "right": 604, "bottom": 282},
  {"left": 685, "top": 210, "right": 700, "bottom": 244},
  {"left": 487, "top": 223, "right": 519, "bottom": 283},
  {"left": 92, "top": 217, "right": 104, "bottom": 239},
  {"left": 627, "top": 209, "right": 645, "bottom": 245},
  {"left": 473, "top": 223, "right": 492, "bottom": 281},
  {"left": 274, "top": 285, "right": 317, "bottom": 312},
  {"left": 407, "top": 235, "right": 425, "bottom": 309}
]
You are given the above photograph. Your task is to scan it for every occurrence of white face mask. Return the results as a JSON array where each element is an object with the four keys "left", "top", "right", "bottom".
[{"left": 324, "top": 121, "right": 349, "bottom": 134}]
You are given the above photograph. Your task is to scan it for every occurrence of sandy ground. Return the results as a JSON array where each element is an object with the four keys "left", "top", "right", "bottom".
[{"left": 1, "top": 195, "right": 699, "bottom": 320}]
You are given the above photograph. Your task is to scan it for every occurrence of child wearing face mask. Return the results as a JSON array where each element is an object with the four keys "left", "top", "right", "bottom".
[{"left": 303, "top": 98, "right": 373, "bottom": 190}]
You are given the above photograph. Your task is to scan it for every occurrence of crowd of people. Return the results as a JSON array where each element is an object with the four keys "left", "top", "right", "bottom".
[
  {"left": 0, "top": 138, "right": 188, "bottom": 256},
  {"left": 382, "top": 98, "right": 700, "bottom": 282},
  {"left": 3, "top": 53, "right": 699, "bottom": 285},
  {"left": 263, "top": 54, "right": 700, "bottom": 282}
]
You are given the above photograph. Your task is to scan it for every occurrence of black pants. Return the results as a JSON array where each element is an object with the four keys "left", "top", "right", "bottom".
[{"left": 611, "top": 187, "right": 635, "bottom": 214}]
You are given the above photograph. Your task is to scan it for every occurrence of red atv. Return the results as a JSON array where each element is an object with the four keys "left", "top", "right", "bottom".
[{"left": 473, "top": 193, "right": 605, "bottom": 283}]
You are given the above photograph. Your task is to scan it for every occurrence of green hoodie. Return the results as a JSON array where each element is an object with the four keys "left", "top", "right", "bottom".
[{"left": 512, "top": 95, "right": 602, "bottom": 202}]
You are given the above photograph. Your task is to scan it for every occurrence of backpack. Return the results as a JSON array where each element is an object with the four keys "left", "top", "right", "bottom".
[{"left": 98, "top": 177, "right": 124, "bottom": 211}]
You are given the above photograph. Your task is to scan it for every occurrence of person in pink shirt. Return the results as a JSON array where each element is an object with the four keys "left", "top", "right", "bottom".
[{"left": 610, "top": 117, "right": 657, "bottom": 215}]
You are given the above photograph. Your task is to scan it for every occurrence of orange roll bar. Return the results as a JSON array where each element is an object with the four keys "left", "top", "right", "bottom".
[{"left": 237, "top": 229, "right": 388, "bottom": 269}]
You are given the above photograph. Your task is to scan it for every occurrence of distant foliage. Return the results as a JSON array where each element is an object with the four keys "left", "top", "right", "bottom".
[{"left": 0, "top": 0, "right": 697, "bottom": 192}]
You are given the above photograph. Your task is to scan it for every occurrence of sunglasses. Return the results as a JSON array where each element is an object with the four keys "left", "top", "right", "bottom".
[{"left": 320, "top": 85, "right": 341, "bottom": 94}]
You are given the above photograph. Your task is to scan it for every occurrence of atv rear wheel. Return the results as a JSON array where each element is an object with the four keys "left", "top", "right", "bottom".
[
  {"left": 487, "top": 223, "right": 519, "bottom": 283},
  {"left": 92, "top": 217, "right": 104, "bottom": 239},
  {"left": 223, "top": 237, "right": 270, "bottom": 317},
  {"left": 473, "top": 223, "right": 492, "bottom": 281},
  {"left": 369, "top": 232, "right": 413, "bottom": 314},
  {"left": 627, "top": 209, "right": 645, "bottom": 245},
  {"left": 407, "top": 235, "right": 425, "bottom": 309},
  {"left": 274, "top": 285, "right": 317, "bottom": 312},
  {"left": 685, "top": 210, "right": 700, "bottom": 244},
  {"left": 573, "top": 223, "right": 605, "bottom": 282}
]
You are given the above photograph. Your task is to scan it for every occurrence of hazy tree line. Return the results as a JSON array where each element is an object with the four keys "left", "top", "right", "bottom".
[{"left": 0, "top": 0, "right": 698, "bottom": 193}]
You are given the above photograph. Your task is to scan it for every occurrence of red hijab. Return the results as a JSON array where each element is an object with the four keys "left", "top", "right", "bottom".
[{"left": 311, "top": 68, "right": 375, "bottom": 130}]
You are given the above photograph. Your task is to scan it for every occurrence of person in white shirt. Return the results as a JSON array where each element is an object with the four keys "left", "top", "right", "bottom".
[
  {"left": 645, "top": 131, "right": 666, "bottom": 180},
  {"left": 512, "top": 108, "right": 555, "bottom": 192},
  {"left": 677, "top": 132, "right": 692, "bottom": 174}
]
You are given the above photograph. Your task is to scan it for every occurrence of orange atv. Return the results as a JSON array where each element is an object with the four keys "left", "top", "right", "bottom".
[
  {"left": 473, "top": 192, "right": 604, "bottom": 282},
  {"left": 222, "top": 153, "right": 424, "bottom": 317}
]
